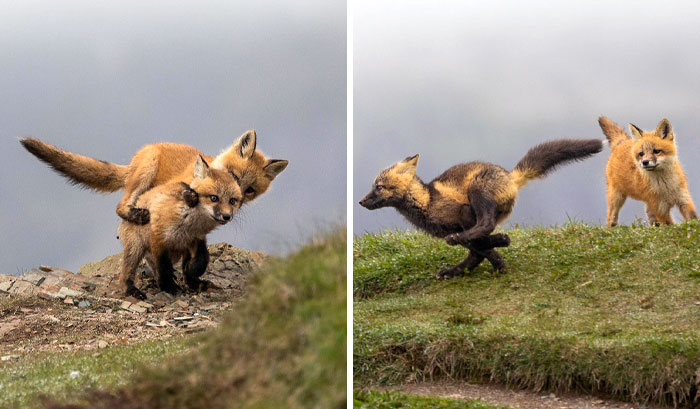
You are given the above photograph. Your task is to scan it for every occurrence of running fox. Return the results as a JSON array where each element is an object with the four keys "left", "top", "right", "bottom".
[
  {"left": 598, "top": 116, "right": 697, "bottom": 226},
  {"left": 20, "top": 130, "right": 288, "bottom": 224},
  {"left": 118, "top": 155, "right": 242, "bottom": 299},
  {"left": 360, "top": 138, "right": 603, "bottom": 278}
]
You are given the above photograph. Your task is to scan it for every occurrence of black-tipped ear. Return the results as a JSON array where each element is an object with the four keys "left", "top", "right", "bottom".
[
  {"left": 656, "top": 118, "right": 674, "bottom": 140},
  {"left": 263, "top": 159, "right": 288, "bottom": 179},
  {"left": 629, "top": 123, "right": 644, "bottom": 139},
  {"left": 394, "top": 154, "right": 419, "bottom": 175},
  {"left": 232, "top": 130, "right": 257, "bottom": 159},
  {"left": 194, "top": 155, "right": 211, "bottom": 179}
]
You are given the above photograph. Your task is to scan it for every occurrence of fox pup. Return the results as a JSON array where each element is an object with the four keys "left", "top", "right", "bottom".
[
  {"left": 20, "top": 130, "right": 288, "bottom": 224},
  {"left": 118, "top": 155, "right": 242, "bottom": 299},
  {"left": 599, "top": 117, "right": 697, "bottom": 226},
  {"left": 360, "top": 139, "right": 602, "bottom": 278}
]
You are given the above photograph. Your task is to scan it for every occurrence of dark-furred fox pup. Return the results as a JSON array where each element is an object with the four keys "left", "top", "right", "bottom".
[
  {"left": 118, "top": 155, "right": 241, "bottom": 299},
  {"left": 599, "top": 117, "right": 697, "bottom": 226},
  {"left": 20, "top": 130, "right": 287, "bottom": 225},
  {"left": 360, "top": 139, "right": 602, "bottom": 278}
]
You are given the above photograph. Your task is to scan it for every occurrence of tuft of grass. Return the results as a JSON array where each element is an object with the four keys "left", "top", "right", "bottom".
[
  {"left": 354, "top": 221, "right": 700, "bottom": 406},
  {"left": 353, "top": 389, "right": 509, "bottom": 408},
  {"left": 50, "top": 228, "right": 347, "bottom": 409},
  {"left": 0, "top": 338, "right": 191, "bottom": 408}
]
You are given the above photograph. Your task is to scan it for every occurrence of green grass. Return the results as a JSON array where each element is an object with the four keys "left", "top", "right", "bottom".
[
  {"left": 354, "top": 390, "right": 509, "bottom": 408},
  {"left": 0, "top": 337, "right": 191, "bottom": 408},
  {"left": 47, "top": 228, "right": 347, "bottom": 409},
  {"left": 354, "top": 221, "right": 700, "bottom": 406}
]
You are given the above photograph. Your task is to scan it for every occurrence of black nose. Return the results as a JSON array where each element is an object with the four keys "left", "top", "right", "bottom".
[
  {"left": 359, "top": 200, "right": 363, "bottom": 205},
  {"left": 222, "top": 213, "right": 231, "bottom": 221},
  {"left": 642, "top": 160, "right": 649, "bottom": 166}
]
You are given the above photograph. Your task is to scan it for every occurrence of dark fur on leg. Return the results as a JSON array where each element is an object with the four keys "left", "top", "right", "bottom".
[
  {"left": 124, "top": 279, "right": 147, "bottom": 300},
  {"left": 157, "top": 250, "right": 181, "bottom": 295},
  {"left": 437, "top": 233, "right": 510, "bottom": 279},
  {"left": 183, "top": 239, "right": 210, "bottom": 291},
  {"left": 124, "top": 207, "right": 150, "bottom": 225}
]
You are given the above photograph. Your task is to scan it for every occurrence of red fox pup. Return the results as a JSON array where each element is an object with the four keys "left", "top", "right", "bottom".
[
  {"left": 599, "top": 116, "right": 697, "bottom": 226},
  {"left": 360, "top": 139, "right": 602, "bottom": 278},
  {"left": 20, "top": 130, "right": 288, "bottom": 224},
  {"left": 118, "top": 155, "right": 242, "bottom": 299}
]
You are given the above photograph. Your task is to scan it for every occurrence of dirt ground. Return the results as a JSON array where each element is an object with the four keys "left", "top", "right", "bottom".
[{"left": 392, "top": 381, "right": 666, "bottom": 409}]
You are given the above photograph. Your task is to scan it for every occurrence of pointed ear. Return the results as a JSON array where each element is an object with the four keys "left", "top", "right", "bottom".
[
  {"left": 655, "top": 118, "right": 674, "bottom": 140},
  {"left": 193, "top": 155, "right": 211, "bottom": 179},
  {"left": 629, "top": 124, "right": 644, "bottom": 139},
  {"left": 232, "top": 129, "right": 257, "bottom": 159},
  {"left": 394, "top": 154, "right": 419, "bottom": 175},
  {"left": 263, "top": 159, "right": 288, "bottom": 180}
]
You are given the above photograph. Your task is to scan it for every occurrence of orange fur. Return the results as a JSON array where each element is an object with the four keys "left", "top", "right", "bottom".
[
  {"left": 118, "top": 156, "right": 242, "bottom": 297},
  {"left": 600, "top": 117, "right": 697, "bottom": 226}
]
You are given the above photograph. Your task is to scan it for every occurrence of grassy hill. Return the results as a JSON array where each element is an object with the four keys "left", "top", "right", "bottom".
[{"left": 354, "top": 221, "right": 700, "bottom": 406}]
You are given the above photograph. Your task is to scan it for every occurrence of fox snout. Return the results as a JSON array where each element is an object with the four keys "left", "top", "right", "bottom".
[{"left": 359, "top": 192, "right": 379, "bottom": 210}]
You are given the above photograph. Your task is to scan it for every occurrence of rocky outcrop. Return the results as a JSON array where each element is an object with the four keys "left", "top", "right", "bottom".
[{"left": 0, "top": 243, "right": 266, "bottom": 303}]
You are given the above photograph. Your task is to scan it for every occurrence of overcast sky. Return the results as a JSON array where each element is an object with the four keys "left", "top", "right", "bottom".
[
  {"left": 354, "top": 0, "right": 700, "bottom": 236},
  {"left": 0, "top": 0, "right": 345, "bottom": 274}
]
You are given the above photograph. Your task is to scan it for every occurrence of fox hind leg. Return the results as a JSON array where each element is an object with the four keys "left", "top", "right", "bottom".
[
  {"left": 120, "top": 240, "right": 147, "bottom": 300},
  {"left": 438, "top": 233, "right": 510, "bottom": 279},
  {"left": 606, "top": 188, "right": 626, "bottom": 227}
]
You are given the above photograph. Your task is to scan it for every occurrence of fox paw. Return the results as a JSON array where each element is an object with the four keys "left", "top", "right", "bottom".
[
  {"left": 185, "top": 277, "right": 210, "bottom": 292},
  {"left": 445, "top": 233, "right": 464, "bottom": 246},
  {"left": 436, "top": 267, "right": 464, "bottom": 280},
  {"left": 125, "top": 207, "right": 150, "bottom": 225},
  {"left": 489, "top": 233, "right": 511, "bottom": 248},
  {"left": 159, "top": 280, "right": 182, "bottom": 296},
  {"left": 125, "top": 285, "right": 147, "bottom": 300},
  {"left": 182, "top": 187, "right": 199, "bottom": 208}
]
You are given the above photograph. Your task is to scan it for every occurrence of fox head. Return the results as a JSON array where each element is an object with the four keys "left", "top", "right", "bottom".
[
  {"left": 190, "top": 155, "right": 242, "bottom": 225},
  {"left": 211, "top": 130, "right": 288, "bottom": 204},
  {"left": 360, "top": 155, "right": 421, "bottom": 210},
  {"left": 628, "top": 119, "right": 677, "bottom": 172}
]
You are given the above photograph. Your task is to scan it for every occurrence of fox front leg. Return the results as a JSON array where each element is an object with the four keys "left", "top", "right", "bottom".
[
  {"left": 437, "top": 234, "right": 510, "bottom": 279},
  {"left": 155, "top": 249, "right": 181, "bottom": 295},
  {"left": 182, "top": 238, "right": 210, "bottom": 291}
]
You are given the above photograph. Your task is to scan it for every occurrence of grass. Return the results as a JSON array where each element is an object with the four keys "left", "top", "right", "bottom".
[
  {"left": 354, "top": 221, "right": 700, "bottom": 406},
  {"left": 0, "top": 337, "right": 191, "bottom": 408},
  {"left": 48, "top": 228, "right": 347, "bottom": 409},
  {"left": 354, "top": 389, "right": 509, "bottom": 408}
]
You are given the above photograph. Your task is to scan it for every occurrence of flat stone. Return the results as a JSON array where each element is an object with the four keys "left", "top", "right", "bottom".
[
  {"left": 64, "top": 298, "right": 75, "bottom": 305},
  {"left": 0, "top": 279, "right": 15, "bottom": 293},
  {"left": 39, "top": 276, "right": 62, "bottom": 289},
  {"left": 135, "top": 301, "right": 154, "bottom": 312},
  {"left": 78, "top": 300, "right": 91, "bottom": 308},
  {"left": 128, "top": 304, "right": 147, "bottom": 314},
  {"left": 9, "top": 280, "right": 38, "bottom": 296},
  {"left": 56, "top": 287, "right": 83, "bottom": 299},
  {"left": 39, "top": 266, "right": 53, "bottom": 272},
  {"left": 21, "top": 270, "right": 47, "bottom": 286},
  {"left": 120, "top": 301, "right": 132, "bottom": 311}
]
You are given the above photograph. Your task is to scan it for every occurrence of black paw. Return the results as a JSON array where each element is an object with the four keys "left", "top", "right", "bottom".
[
  {"left": 125, "top": 207, "right": 150, "bottom": 225},
  {"left": 490, "top": 233, "right": 511, "bottom": 248},
  {"left": 445, "top": 233, "right": 463, "bottom": 246},
  {"left": 186, "top": 277, "right": 210, "bottom": 292},
  {"left": 436, "top": 267, "right": 464, "bottom": 280},
  {"left": 180, "top": 183, "right": 199, "bottom": 207},
  {"left": 125, "top": 285, "right": 147, "bottom": 300},
  {"left": 159, "top": 280, "right": 182, "bottom": 296}
]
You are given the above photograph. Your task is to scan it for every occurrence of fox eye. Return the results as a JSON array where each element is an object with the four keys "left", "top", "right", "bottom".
[
  {"left": 638, "top": 152, "right": 644, "bottom": 158},
  {"left": 653, "top": 149, "right": 662, "bottom": 154},
  {"left": 229, "top": 198, "right": 238, "bottom": 205},
  {"left": 375, "top": 185, "right": 384, "bottom": 191},
  {"left": 229, "top": 171, "right": 240, "bottom": 182},
  {"left": 209, "top": 195, "right": 219, "bottom": 202},
  {"left": 245, "top": 187, "right": 255, "bottom": 195}
]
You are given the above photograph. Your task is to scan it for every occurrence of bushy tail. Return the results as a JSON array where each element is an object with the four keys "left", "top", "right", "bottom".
[
  {"left": 20, "top": 137, "right": 127, "bottom": 192},
  {"left": 598, "top": 116, "right": 629, "bottom": 148},
  {"left": 510, "top": 138, "right": 603, "bottom": 189}
]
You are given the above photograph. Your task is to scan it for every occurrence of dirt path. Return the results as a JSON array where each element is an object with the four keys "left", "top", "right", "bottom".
[{"left": 392, "top": 381, "right": 665, "bottom": 409}]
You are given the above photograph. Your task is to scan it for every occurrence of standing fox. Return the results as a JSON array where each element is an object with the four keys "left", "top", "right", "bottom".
[
  {"left": 119, "top": 155, "right": 242, "bottom": 299},
  {"left": 599, "top": 116, "right": 697, "bottom": 226},
  {"left": 360, "top": 138, "right": 602, "bottom": 278},
  {"left": 20, "top": 130, "right": 288, "bottom": 224}
]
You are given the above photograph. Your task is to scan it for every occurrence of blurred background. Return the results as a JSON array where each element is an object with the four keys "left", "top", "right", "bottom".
[
  {"left": 354, "top": 0, "right": 700, "bottom": 235},
  {"left": 0, "top": 0, "right": 346, "bottom": 274}
]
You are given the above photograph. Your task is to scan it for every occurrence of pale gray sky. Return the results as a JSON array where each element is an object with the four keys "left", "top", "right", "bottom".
[
  {"left": 354, "top": 0, "right": 700, "bottom": 235},
  {"left": 1, "top": 0, "right": 346, "bottom": 274}
]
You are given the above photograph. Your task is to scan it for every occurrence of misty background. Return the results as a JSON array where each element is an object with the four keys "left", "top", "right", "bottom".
[
  {"left": 354, "top": 0, "right": 700, "bottom": 236},
  {"left": 0, "top": 0, "right": 345, "bottom": 274}
]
